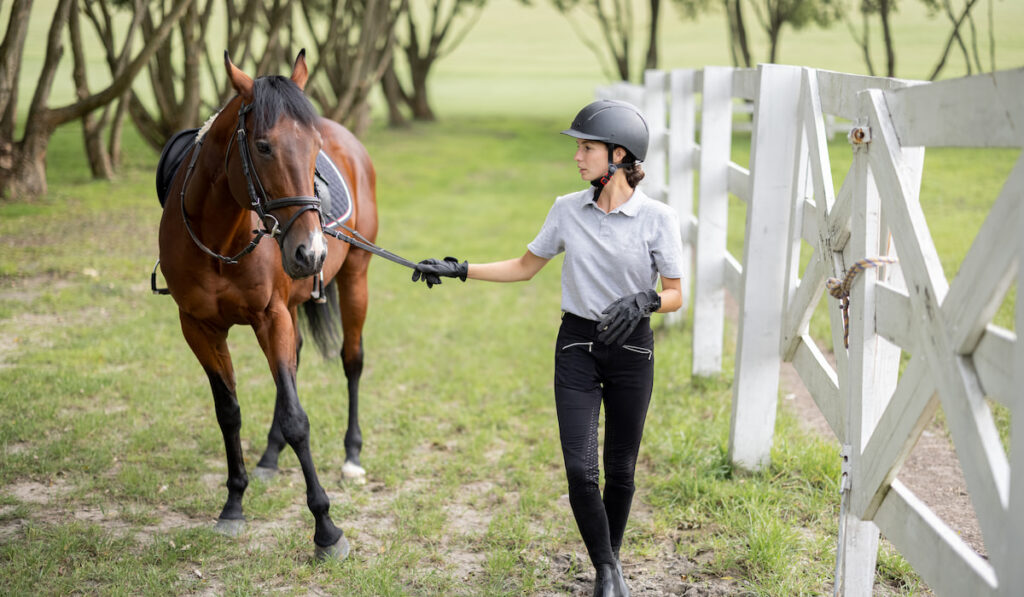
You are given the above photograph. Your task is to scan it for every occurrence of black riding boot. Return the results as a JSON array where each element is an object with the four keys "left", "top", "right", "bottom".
[
  {"left": 613, "top": 556, "right": 630, "bottom": 596},
  {"left": 593, "top": 563, "right": 625, "bottom": 597}
]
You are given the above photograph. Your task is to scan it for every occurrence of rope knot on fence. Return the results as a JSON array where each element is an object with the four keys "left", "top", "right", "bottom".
[{"left": 826, "top": 257, "right": 898, "bottom": 348}]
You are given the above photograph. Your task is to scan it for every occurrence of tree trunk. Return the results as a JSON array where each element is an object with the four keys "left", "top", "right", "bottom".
[
  {"left": 1, "top": 0, "right": 194, "bottom": 198},
  {"left": 733, "top": 0, "right": 752, "bottom": 67},
  {"left": 724, "top": 0, "right": 739, "bottom": 66},
  {"left": 645, "top": 0, "right": 660, "bottom": 71},
  {"left": 70, "top": 0, "right": 114, "bottom": 179},
  {"left": 304, "top": 0, "right": 403, "bottom": 133},
  {"left": 928, "top": 0, "right": 982, "bottom": 80},
  {"left": 768, "top": 25, "right": 780, "bottom": 64},
  {"left": 108, "top": 94, "right": 128, "bottom": 169},
  {"left": 0, "top": 0, "right": 72, "bottom": 198},
  {"left": 880, "top": 0, "right": 895, "bottom": 77},
  {"left": 127, "top": 93, "right": 170, "bottom": 150},
  {"left": 0, "top": 0, "right": 34, "bottom": 175},
  {"left": 180, "top": 0, "right": 202, "bottom": 128},
  {"left": 857, "top": 10, "right": 875, "bottom": 76},
  {"left": 408, "top": 54, "right": 435, "bottom": 121},
  {"left": 380, "top": 60, "right": 408, "bottom": 127},
  {"left": 4, "top": 136, "right": 50, "bottom": 198}
]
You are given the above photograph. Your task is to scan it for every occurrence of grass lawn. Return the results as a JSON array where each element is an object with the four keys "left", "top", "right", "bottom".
[
  {"left": 7, "top": 106, "right": 1014, "bottom": 594},
  {"left": 2, "top": 1, "right": 1022, "bottom": 594}
]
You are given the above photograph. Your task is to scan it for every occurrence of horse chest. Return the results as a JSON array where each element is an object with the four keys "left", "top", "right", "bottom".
[{"left": 171, "top": 270, "right": 278, "bottom": 326}]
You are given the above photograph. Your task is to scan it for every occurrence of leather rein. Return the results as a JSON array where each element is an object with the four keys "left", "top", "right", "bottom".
[{"left": 176, "top": 102, "right": 416, "bottom": 269}]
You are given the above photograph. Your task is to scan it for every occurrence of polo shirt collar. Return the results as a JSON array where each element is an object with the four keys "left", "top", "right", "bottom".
[{"left": 583, "top": 186, "right": 647, "bottom": 217}]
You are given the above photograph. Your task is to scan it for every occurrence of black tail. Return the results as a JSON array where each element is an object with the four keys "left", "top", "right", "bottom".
[{"left": 298, "top": 280, "right": 342, "bottom": 360}]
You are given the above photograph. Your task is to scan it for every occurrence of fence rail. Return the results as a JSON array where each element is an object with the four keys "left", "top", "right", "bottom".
[{"left": 598, "top": 64, "right": 1024, "bottom": 596}]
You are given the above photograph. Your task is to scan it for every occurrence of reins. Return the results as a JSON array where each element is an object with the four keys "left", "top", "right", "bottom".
[{"left": 175, "top": 101, "right": 416, "bottom": 270}]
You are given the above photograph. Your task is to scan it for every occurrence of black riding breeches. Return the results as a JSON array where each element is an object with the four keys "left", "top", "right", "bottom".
[{"left": 554, "top": 312, "right": 655, "bottom": 567}]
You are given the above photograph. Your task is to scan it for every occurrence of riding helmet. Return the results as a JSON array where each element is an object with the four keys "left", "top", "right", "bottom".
[{"left": 561, "top": 99, "right": 649, "bottom": 162}]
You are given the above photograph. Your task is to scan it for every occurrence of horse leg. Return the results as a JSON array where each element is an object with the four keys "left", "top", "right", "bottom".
[
  {"left": 254, "top": 309, "right": 303, "bottom": 481},
  {"left": 179, "top": 313, "right": 248, "bottom": 536},
  {"left": 337, "top": 259, "right": 370, "bottom": 484},
  {"left": 254, "top": 416, "right": 286, "bottom": 481},
  {"left": 255, "top": 309, "right": 348, "bottom": 560}
]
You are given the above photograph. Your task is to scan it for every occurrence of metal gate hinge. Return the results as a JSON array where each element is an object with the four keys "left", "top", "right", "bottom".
[
  {"left": 839, "top": 444, "right": 852, "bottom": 494},
  {"left": 848, "top": 125, "right": 871, "bottom": 150}
]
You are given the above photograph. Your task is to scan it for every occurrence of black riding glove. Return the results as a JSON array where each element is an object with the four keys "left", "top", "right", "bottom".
[
  {"left": 412, "top": 257, "right": 468, "bottom": 288},
  {"left": 597, "top": 288, "right": 661, "bottom": 346}
]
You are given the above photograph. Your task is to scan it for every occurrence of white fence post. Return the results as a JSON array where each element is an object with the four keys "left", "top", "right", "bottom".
[
  {"left": 727, "top": 64, "right": 804, "bottom": 470},
  {"left": 691, "top": 67, "right": 733, "bottom": 375},
  {"left": 1011, "top": 148, "right": 1024, "bottom": 597},
  {"left": 642, "top": 70, "right": 668, "bottom": 204},
  {"left": 835, "top": 93, "right": 906, "bottom": 594},
  {"left": 667, "top": 69, "right": 697, "bottom": 321}
]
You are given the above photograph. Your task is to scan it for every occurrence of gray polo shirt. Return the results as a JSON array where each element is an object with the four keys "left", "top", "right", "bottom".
[{"left": 528, "top": 186, "right": 684, "bottom": 321}]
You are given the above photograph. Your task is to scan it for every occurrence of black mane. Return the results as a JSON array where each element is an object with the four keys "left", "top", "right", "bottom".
[{"left": 248, "top": 75, "right": 319, "bottom": 135}]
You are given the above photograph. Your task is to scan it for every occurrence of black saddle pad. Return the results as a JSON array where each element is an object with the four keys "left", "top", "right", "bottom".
[
  {"left": 154, "top": 128, "right": 352, "bottom": 229},
  {"left": 315, "top": 151, "right": 353, "bottom": 229},
  {"left": 155, "top": 128, "right": 200, "bottom": 207}
]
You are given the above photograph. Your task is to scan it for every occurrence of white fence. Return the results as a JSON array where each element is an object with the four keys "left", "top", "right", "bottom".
[{"left": 598, "top": 65, "right": 1024, "bottom": 595}]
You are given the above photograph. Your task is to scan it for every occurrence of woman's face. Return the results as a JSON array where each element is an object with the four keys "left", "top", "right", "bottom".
[{"left": 574, "top": 139, "right": 608, "bottom": 182}]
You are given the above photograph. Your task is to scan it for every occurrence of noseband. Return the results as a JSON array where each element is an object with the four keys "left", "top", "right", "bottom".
[
  {"left": 178, "top": 102, "right": 322, "bottom": 265},
  {"left": 230, "top": 102, "right": 322, "bottom": 242}
]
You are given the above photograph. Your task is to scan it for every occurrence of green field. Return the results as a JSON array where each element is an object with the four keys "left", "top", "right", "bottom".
[{"left": 2, "top": 1, "right": 1023, "bottom": 595}]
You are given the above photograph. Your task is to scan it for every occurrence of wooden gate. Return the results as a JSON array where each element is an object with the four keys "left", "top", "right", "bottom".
[{"left": 600, "top": 64, "right": 1024, "bottom": 595}]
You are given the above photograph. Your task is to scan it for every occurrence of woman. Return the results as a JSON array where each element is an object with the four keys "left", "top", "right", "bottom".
[{"left": 413, "top": 100, "right": 684, "bottom": 597}]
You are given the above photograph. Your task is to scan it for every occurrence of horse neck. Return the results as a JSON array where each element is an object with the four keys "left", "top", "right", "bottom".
[{"left": 185, "top": 128, "right": 254, "bottom": 244}]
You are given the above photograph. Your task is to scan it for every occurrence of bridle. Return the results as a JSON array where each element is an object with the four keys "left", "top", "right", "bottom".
[
  {"left": 178, "top": 101, "right": 322, "bottom": 265},
  {"left": 172, "top": 100, "right": 417, "bottom": 273}
]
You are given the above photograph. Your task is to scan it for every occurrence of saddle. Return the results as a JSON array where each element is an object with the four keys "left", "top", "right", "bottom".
[
  {"left": 155, "top": 128, "right": 199, "bottom": 207},
  {"left": 154, "top": 129, "right": 353, "bottom": 230}
]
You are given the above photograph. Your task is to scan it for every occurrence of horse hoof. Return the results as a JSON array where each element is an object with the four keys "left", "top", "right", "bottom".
[
  {"left": 252, "top": 466, "right": 277, "bottom": 482},
  {"left": 214, "top": 518, "right": 246, "bottom": 537},
  {"left": 341, "top": 461, "right": 366, "bottom": 485},
  {"left": 314, "top": 535, "right": 350, "bottom": 562}
]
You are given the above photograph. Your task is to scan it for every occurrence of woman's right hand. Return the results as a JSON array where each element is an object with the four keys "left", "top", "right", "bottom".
[{"left": 412, "top": 257, "right": 468, "bottom": 288}]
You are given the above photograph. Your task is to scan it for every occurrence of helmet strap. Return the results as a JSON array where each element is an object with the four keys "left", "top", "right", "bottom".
[
  {"left": 600, "top": 143, "right": 627, "bottom": 186},
  {"left": 590, "top": 143, "right": 633, "bottom": 200}
]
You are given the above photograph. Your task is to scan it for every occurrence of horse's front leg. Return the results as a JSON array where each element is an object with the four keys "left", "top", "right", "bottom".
[
  {"left": 253, "top": 309, "right": 303, "bottom": 481},
  {"left": 254, "top": 307, "right": 348, "bottom": 560},
  {"left": 179, "top": 313, "right": 248, "bottom": 536}
]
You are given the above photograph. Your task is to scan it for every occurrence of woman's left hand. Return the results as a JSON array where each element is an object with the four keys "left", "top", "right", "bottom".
[
  {"left": 412, "top": 256, "right": 468, "bottom": 288},
  {"left": 597, "top": 289, "right": 661, "bottom": 345}
]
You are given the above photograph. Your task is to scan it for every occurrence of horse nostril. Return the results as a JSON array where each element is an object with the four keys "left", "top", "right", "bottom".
[{"left": 295, "top": 244, "right": 313, "bottom": 268}]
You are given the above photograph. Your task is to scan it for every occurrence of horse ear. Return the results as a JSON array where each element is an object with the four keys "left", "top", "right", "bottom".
[
  {"left": 224, "top": 51, "right": 254, "bottom": 103},
  {"left": 291, "top": 49, "right": 309, "bottom": 91}
]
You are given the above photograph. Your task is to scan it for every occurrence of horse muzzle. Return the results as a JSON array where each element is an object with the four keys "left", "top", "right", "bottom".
[{"left": 281, "top": 227, "right": 327, "bottom": 279}]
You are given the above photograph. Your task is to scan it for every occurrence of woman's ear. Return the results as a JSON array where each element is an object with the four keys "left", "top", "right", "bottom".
[{"left": 613, "top": 146, "right": 628, "bottom": 164}]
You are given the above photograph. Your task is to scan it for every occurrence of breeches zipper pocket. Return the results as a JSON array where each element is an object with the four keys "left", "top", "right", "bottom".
[{"left": 622, "top": 344, "right": 653, "bottom": 360}]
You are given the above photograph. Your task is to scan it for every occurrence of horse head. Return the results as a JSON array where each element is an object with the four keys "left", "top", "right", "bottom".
[{"left": 224, "top": 50, "right": 327, "bottom": 280}]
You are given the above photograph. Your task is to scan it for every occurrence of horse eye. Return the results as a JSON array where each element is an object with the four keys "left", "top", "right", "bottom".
[{"left": 255, "top": 140, "right": 272, "bottom": 155}]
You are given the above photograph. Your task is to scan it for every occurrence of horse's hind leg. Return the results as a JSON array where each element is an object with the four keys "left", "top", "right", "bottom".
[
  {"left": 256, "top": 309, "right": 347, "bottom": 560},
  {"left": 179, "top": 314, "right": 248, "bottom": 536},
  {"left": 254, "top": 417, "right": 286, "bottom": 481},
  {"left": 337, "top": 256, "right": 370, "bottom": 483}
]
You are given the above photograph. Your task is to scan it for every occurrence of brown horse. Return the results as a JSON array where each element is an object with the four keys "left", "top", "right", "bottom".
[{"left": 157, "top": 51, "right": 376, "bottom": 560}]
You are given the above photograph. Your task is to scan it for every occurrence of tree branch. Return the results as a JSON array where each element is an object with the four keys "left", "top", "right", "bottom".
[{"left": 47, "top": 0, "right": 194, "bottom": 127}]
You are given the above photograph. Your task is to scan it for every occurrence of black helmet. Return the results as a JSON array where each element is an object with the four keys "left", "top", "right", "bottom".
[{"left": 561, "top": 99, "right": 649, "bottom": 162}]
